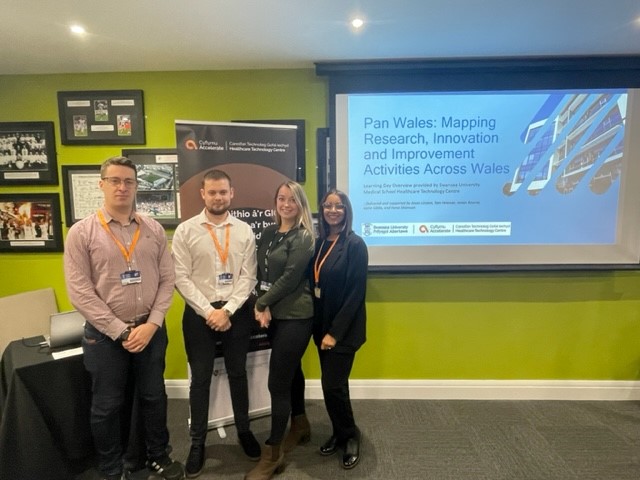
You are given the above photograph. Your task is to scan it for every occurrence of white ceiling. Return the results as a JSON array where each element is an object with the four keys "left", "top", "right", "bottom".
[{"left": 3, "top": 0, "right": 640, "bottom": 75}]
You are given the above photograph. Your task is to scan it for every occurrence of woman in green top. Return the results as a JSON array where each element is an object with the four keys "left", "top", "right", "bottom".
[{"left": 245, "top": 180, "right": 315, "bottom": 480}]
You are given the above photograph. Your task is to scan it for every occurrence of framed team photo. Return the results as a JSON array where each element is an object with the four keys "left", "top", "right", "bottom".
[{"left": 0, "top": 122, "right": 58, "bottom": 185}]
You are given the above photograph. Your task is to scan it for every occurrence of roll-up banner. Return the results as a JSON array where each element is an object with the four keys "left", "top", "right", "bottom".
[{"left": 175, "top": 120, "right": 298, "bottom": 430}]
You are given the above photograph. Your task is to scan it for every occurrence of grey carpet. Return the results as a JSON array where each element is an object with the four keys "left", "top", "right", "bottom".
[{"left": 79, "top": 399, "right": 640, "bottom": 480}]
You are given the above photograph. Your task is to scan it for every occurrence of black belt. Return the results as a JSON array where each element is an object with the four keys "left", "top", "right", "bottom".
[
  {"left": 126, "top": 314, "right": 149, "bottom": 326},
  {"left": 211, "top": 301, "right": 228, "bottom": 309}
]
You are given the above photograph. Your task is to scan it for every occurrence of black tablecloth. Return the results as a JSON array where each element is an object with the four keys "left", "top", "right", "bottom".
[{"left": 0, "top": 336, "right": 93, "bottom": 480}]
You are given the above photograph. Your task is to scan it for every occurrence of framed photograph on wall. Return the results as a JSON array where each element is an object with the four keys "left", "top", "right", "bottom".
[
  {"left": 232, "top": 119, "right": 306, "bottom": 182},
  {"left": 0, "top": 121, "right": 58, "bottom": 185},
  {"left": 0, "top": 193, "right": 63, "bottom": 253},
  {"left": 57, "top": 90, "right": 145, "bottom": 145},
  {"left": 61, "top": 165, "right": 103, "bottom": 226},
  {"left": 63, "top": 149, "right": 180, "bottom": 227},
  {"left": 122, "top": 148, "right": 180, "bottom": 228}
]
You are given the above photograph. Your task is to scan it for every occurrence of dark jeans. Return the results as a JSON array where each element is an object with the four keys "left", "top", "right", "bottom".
[
  {"left": 182, "top": 302, "right": 253, "bottom": 444},
  {"left": 266, "top": 317, "right": 312, "bottom": 445},
  {"left": 318, "top": 349, "right": 357, "bottom": 442},
  {"left": 82, "top": 322, "right": 170, "bottom": 477}
]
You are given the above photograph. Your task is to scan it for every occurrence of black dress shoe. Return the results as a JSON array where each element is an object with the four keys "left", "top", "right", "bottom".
[
  {"left": 319, "top": 435, "right": 339, "bottom": 456},
  {"left": 342, "top": 435, "right": 361, "bottom": 469}
]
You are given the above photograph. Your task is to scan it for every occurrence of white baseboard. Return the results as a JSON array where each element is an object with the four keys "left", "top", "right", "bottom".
[
  {"left": 165, "top": 379, "right": 190, "bottom": 399},
  {"left": 165, "top": 379, "right": 640, "bottom": 401}
]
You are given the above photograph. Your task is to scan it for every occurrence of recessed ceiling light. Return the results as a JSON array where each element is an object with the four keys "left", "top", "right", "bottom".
[
  {"left": 69, "top": 24, "right": 86, "bottom": 35},
  {"left": 351, "top": 18, "right": 364, "bottom": 29}
]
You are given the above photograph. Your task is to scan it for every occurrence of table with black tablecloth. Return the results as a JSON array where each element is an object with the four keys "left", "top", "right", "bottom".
[{"left": 0, "top": 336, "right": 93, "bottom": 480}]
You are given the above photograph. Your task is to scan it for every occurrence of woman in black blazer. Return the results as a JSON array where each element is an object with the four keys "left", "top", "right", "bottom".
[{"left": 312, "top": 189, "right": 368, "bottom": 470}]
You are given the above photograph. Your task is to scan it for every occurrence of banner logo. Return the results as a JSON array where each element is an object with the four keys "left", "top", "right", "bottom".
[{"left": 185, "top": 139, "right": 198, "bottom": 150}]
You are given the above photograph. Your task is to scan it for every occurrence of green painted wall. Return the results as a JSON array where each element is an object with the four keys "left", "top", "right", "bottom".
[{"left": 1, "top": 70, "right": 640, "bottom": 381}]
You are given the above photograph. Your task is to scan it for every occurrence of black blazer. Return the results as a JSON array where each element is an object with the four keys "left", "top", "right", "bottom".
[{"left": 312, "top": 231, "right": 368, "bottom": 353}]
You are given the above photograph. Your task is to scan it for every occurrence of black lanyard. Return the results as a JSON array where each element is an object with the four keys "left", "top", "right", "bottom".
[{"left": 264, "top": 229, "right": 289, "bottom": 276}]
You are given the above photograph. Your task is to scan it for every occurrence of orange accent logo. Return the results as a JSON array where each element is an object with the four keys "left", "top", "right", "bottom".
[
  {"left": 185, "top": 139, "right": 198, "bottom": 150},
  {"left": 419, "top": 225, "right": 429, "bottom": 233}
]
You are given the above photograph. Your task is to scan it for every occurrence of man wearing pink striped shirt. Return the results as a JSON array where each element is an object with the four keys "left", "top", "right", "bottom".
[{"left": 64, "top": 156, "right": 183, "bottom": 480}]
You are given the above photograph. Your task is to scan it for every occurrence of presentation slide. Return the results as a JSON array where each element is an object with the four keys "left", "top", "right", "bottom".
[{"left": 336, "top": 89, "right": 640, "bottom": 269}]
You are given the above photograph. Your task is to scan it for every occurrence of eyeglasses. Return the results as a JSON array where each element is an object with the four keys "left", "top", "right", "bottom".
[
  {"left": 102, "top": 177, "right": 138, "bottom": 187},
  {"left": 322, "top": 203, "right": 345, "bottom": 211}
]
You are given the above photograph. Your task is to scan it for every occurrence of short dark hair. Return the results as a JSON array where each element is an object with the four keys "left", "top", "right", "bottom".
[
  {"left": 318, "top": 189, "right": 353, "bottom": 240},
  {"left": 100, "top": 156, "right": 137, "bottom": 178},
  {"left": 202, "top": 169, "right": 232, "bottom": 188}
]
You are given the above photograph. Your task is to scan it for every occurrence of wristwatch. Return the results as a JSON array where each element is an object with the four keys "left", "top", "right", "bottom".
[
  {"left": 119, "top": 327, "right": 132, "bottom": 341},
  {"left": 223, "top": 308, "right": 233, "bottom": 318}
]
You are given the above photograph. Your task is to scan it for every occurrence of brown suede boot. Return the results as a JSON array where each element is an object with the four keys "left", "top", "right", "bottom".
[
  {"left": 244, "top": 444, "right": 285, "bottom": 480},
  {"left": 283, "top": 414, "right": 311, "bottom": 453}
]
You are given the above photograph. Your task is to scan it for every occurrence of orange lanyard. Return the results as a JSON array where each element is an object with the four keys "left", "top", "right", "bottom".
[
  {"left": 313, "top": 235, "right": 339, "bottom": 286},
  {"left": 97, "top": 210, "right": 140, "bottom": 269},
  {"left": 206, "top": 223, "right": 231, "bottom": 267}
]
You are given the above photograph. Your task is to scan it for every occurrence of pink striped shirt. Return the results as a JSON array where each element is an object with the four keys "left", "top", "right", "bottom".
[{"left": 64, "top": 207, "right": 175, "bottom": 340}]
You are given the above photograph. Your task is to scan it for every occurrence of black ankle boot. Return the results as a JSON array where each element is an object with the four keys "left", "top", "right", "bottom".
[
  {"left": 185, "top": 443, "right": 205, "bottom": 477},
  {"left": 319, "top": 435, "right": 339, "bottom": 456}
]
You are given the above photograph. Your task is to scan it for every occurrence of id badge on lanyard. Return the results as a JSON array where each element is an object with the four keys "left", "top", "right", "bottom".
[
  {"left": 207, "top": 223, "right": 233, "bottom": 285},
  {"left": 98, "top": 210, "right": 142, "bottom": 287},
  {"left": 121, "top": 270, "right": 142, "bottom": 286},
  {"left": 313, "top": 236, "right": 339, "bottom": 299}
]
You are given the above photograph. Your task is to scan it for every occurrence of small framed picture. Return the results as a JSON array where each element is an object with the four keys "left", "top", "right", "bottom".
[
  {"left": 57, "top": 90, "right": 145, "bottom": 145},
  {"left": 0, "top": 193, "right": 63, "bottom": 253},
  {"left": 122, "top": 148, "right": 181, "bottom": 227},
  {"left": 61, "top": 165, "right": 103, "bottom": 226},
  {"left": 0, "top": 122, "right": 58, "bottom": 185}
]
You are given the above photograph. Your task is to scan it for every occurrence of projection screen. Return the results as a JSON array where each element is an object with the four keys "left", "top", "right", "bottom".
[{"left": 320, "top": 57, "right": 640, "bottom": 271}]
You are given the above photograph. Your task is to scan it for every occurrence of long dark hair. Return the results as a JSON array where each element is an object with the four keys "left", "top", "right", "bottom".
[{"left": 318, "top": 189, "right": 353, "bottom": 240}]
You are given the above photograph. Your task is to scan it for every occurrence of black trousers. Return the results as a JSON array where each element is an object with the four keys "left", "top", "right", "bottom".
[
  {"left": 182, "top": 302, "right": 253, "bottom": 444},
  {"left": 266, "top": 317, "right": 312, "bottom": 445},
  {"left": 318, "top": 348, "right": 358, "bottom": 442}
]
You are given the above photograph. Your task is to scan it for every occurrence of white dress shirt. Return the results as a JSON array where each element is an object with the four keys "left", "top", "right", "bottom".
[{"left": 172, "top": 209, "right": 257, "bottom": 319}]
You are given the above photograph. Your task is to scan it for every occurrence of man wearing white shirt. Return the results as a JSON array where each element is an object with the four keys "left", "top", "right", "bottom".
[{"left": 172, "top": 169, "right": 260, "bottom": 478}]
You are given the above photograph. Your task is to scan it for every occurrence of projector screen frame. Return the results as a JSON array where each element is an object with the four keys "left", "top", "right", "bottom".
[{"left": 316, "top": 56, "right": 640, "bottom": 272}]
